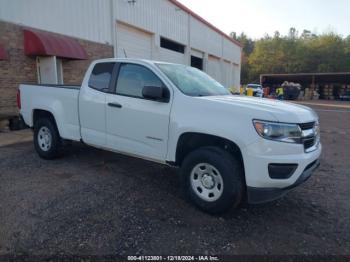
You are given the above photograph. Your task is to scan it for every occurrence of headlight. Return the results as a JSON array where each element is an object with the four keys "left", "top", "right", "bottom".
[{"left": 253, "top": 120, "right": 302, "bottom": 144}]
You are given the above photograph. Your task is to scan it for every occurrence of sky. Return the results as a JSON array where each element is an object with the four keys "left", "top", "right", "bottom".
[{"left": 177, "top": 0, "right": 350, "bottom": 39}]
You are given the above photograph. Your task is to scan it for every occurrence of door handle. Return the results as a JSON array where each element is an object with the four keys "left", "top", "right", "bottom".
[{"left": 108, "top": 102, "right": 122, "bottom": 108}]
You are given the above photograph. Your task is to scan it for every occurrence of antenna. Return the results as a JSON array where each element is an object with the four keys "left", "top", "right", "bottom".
[{"left": 123, "top": 48, "right": 128, "bottom": 58}]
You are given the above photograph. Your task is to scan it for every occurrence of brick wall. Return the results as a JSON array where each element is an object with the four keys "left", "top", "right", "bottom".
[
  {"left": 63, "top": 39, "right": 114, "bottom": 85},
  {"left": 0, "top": 22, "right": 37, "bottom": 116},
  {"left": 0, "top": 21, "right": 114, "bottom": 117}
]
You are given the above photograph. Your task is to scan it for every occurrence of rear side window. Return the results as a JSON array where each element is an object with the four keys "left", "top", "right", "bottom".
[
  {"left": 116, "top": 64, "right": 163, "bottom": 98},
  {"left": 88, "top": 62, "right": 115, "bottom": 92}
]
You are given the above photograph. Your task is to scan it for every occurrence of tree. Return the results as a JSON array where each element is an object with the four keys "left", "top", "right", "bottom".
[
  {"left": 236, "top": 32, "right": 255, "bottom": 55},
  {"left": 231, "top": 32, "right": 255, "bottom": 83},
  {"left": 238, "top": 29, "right": 350, "bottom": 84},
  {"left": 230, "top": 32, "right": 237, "bottom": 40},
  {"left": 274, "top": 31, "right": 280, "bottom": 39},
  {"left": 288, "top": 27, "right": 298, "bottom": 39},
  {"left": 303, "top": 33, "right": 349, "bottom": 72}
]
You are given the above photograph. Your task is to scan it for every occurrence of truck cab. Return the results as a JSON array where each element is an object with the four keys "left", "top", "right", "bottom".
[{"left": 79, "top": 60, "right": 172, "bottom": 162}]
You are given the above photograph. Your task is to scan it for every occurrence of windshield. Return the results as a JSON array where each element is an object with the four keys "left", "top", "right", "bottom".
[{"left": 157, "top": 63, "right": 230, "bottom": 97}]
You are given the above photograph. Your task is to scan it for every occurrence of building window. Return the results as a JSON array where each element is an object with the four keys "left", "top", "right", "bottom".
[
  {"left": 191, "top": 56, "right": 203, "bottom": 70},
  {"left": 88, "top": 62, "right": 115, "bottom": 92},
  {"left": 116, "top": 63, "right": 163, "bottom": 99},
  {"left": 160, "top": 37, "right": 185, "bottom": 54}
]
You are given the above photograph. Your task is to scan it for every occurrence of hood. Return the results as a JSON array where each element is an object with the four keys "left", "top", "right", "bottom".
[{"left": 199, "top": 95, "right": 318, "bottom": 123}]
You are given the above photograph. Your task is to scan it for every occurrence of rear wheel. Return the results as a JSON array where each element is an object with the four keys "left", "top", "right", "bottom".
[
  {"left": 34, "top": 118, "right": 62, "bottom": 160},
  {"left": 181, "top": 147, "right": 245, "bottom": 214}
]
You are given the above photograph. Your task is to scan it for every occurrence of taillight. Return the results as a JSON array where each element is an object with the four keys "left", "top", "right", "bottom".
[{"left": 17, "top": 89, "right": 21, "bottom": 110}]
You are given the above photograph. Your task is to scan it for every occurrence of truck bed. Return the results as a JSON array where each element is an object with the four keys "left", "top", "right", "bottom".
[
  {"left": 20, "top": 84, "right": 81, "bottom": 141},
  {"left": 21, "top": 83, "right": 80, "bottom": 89}
]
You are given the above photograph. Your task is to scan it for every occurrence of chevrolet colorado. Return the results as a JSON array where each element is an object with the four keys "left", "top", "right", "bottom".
[{"left": 18, "top": 58, "right": 321, "bottom": 213}]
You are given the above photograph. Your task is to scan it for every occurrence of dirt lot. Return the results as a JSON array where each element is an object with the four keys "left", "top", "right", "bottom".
[{"left": 0, "top": 101, "right": 349, "bottom": 256}]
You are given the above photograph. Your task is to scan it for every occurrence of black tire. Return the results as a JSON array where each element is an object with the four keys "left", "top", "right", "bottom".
[
  {"left": 181, "top": 146, "right": 245, "bottom": 214},
  {"left": 33, "top": 117, "right": 62, "bottom": 160}
]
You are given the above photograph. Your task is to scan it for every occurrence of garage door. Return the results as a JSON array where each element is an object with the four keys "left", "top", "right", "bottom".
[
  {"left": 117, "top": 23, "right": 152, "bottom": 59},
  {"left": 207, "top": 55, "right": 222, "bottom": 84},
  {"left": 159, "top": 48, "right": 186, "bottom": 64}
]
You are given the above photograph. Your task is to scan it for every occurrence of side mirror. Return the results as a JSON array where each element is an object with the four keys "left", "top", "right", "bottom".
[{"left": 142, "top": 86, "right": 169, "bottom": 102}]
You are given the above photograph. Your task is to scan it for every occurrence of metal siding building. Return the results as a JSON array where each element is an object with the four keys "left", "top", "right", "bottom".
[
  {"left": 115, "top": 0, "right": 242, "bottom": 88},
  {"left": 0, "top": 0, "right": 113, "bottom": 44},
  {"left": 0, "top": 0, "right": 242, "bottom": 116}
]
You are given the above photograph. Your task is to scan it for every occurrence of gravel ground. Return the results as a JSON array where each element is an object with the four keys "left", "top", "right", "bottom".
[{"left": 0, "top": 102, "right": 349, "bottom": 256}]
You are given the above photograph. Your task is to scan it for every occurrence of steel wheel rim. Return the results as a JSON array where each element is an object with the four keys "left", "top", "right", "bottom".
[
  {"left": 190, "top": 163, "right": 224, "bottom": 202},
  {"left": 38, "top": 126, "right": 52, "bottom": 152}
]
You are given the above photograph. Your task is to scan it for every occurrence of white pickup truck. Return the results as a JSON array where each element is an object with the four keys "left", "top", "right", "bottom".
[{"left": 18, "top": 58, "right": 321, "bottom": 213}]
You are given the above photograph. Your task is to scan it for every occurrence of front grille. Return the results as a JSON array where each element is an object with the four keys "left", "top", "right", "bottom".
[
  {"left": 304, "top": 138, "right": 316, "bottom": 150},
  {"left": 299, "top": 122, "right": 315, "bottom": 130},
  {"left": 299, "top": 122, "right": 317, "bottom": 152}
]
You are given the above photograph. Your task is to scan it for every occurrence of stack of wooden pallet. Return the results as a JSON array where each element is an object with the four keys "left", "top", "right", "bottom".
[
  {"left": 340, "top": 85, "right": 350, "bottom": 95},
  {"left": 323, "top": 84, "right": 334, "bottom": 100}
]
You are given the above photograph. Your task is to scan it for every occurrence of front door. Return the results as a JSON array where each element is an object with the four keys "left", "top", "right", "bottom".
[
  {"left": 36, "top": 56, "right": 58, "bottom": 84},
  {"left": 106, "top": 63, "right": 171, "bottom": 162}
]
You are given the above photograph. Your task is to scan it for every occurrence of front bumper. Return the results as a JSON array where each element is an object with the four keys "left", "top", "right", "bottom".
[
  {"left": 247, "top": 159, "right": 320, "bottom": 204},
  {"left": 241, "top": 137, "right": 322, "bottom": 204}
]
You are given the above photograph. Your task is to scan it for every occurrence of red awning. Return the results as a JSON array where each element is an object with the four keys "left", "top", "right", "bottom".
[
  {"left": 0, "top": 44, "right": 8, "bottom": 60},
  {"left": 24, "top": 29, "right": 88, "bottom": 60}
]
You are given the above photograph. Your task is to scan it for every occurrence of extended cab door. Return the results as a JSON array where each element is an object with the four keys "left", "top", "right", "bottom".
[
  {"left": 79, "top": 62, "right": 117, "bottom": 147},
  {"left": 105, "top": 63, "right": 172, "bottom": 162}
]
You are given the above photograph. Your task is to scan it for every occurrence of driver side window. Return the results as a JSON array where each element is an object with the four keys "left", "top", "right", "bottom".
[{"left": 116, "top": 63, "right": 163, "bottom": 99}]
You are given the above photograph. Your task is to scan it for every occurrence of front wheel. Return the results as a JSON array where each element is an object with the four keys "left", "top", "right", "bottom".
[
  {"left": 34, "top": 118, "right": 62, "bottom": 160},
  {"left": 181, "top": 147, "right": 245, "bottom": 214}
]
